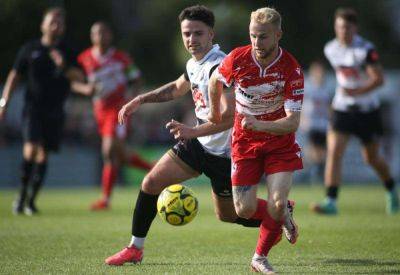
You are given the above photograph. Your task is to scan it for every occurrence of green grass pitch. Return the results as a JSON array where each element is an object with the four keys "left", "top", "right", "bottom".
[{"left": 1, "top": 184, "right": 399, "bottom": 274}]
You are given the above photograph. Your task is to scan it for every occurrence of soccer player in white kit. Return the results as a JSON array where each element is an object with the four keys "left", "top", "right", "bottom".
[{"left": 311, "top": 8, "right": 399, "bottom": 215}]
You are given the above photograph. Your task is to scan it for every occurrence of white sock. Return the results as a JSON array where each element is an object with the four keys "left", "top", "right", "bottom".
[
  {"left": 253, "top": 253, "right": 265, "bottom": 260},
  {"left": 129, "top": 236, "right": 145, "bottom": 249}
]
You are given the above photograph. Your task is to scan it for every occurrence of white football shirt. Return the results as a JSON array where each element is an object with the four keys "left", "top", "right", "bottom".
[
  {"left": 324, "top": 35, "right": 381, "bottom": 112},
  {"left": 185, "top": 44, "right": 231, "bottom": 158}
]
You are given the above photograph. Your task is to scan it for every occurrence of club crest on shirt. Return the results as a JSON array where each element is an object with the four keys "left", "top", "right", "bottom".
[{"left": 290, "top": 78, "right": 303, "bottom": 89}]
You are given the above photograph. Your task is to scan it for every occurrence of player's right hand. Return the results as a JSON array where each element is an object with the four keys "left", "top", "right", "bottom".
[{"left": 118, "top": 97, "right": 141, "bottom": 125}]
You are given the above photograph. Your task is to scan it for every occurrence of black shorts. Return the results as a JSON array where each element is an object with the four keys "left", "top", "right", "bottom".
[
  {"left": 308, "top": 130, "right": 327, "bottom": 147},
  {"left": 331, "top": 109, "right": 383, "bottom": 144},
  {"left": 169, "top": 138, "right": 232, "bottom": 197},
  {"left": 22, "top": 108, "right": 65, "bottom": 152}
]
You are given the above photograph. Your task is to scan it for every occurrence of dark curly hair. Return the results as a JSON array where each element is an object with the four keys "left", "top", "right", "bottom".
[{"left": 178, "top": 5, "right": 215, "bottom": 28}]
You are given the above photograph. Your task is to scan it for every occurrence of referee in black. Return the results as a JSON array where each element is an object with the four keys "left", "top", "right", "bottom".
[{"left": 0, "top": 7, "right": 88, "bottom": 215}]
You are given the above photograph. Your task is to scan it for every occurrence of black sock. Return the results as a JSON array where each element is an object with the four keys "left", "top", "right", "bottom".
[
  {"left": 384, "top": 178, "right": 395, "bottom": 192},
  {"left": 18, "top": 160, "right": 35, "bottom": 204},
  {"left": 29, "top": 162, "right": 48, "bottom": 206},
  {"left": 132, "top": 190, "right": 159, "bottom": 237},
  {"left": 326, "top": 186, "right": 338, "bottom": 199},
  {"left": 234, "top": 217, "right": 261, "bottom": 227}
]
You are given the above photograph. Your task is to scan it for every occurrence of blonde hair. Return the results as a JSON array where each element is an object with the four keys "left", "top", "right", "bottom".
[{"left": 250, "top": 7, "right": 281, "bottom": 30}]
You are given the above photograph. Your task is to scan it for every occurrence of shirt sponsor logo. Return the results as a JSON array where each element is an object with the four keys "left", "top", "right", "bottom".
[
  {"left": 238, "top": 88, "right": 254, "bottom": 100},
  {"left": 292, "top": 89, "right": 304, "bottom": 96}
]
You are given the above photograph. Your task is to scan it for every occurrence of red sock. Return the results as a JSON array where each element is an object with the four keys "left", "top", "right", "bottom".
[
  {"left": 102, "top": 164, "right": 117, "bottom": 199},
  {"left": 127, "top": 153, "right": 153, "bottom": 171},
  {"left": 250, "top": 199, "right": 268, "bottom": 220},
  {"left": 255, "top": 209, "right": 283, "bottom": 257}
]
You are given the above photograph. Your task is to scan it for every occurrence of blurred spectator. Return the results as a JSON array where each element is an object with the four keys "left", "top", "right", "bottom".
[{"left": 301, "top": 60, "right": 334, "bottom": 183}]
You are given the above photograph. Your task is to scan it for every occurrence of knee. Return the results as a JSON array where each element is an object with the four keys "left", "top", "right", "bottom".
[
  {"left": 141, "top": 174, "right": 162, "bottom": 195},
  {"left": 269, "top": 199, "right": 286, "bottom": 219},
  {"left": 215, "top": 207, "right": 238, "bottom": 223},
  {"left": 214, "top": 210, "right": 236, "bottom": 223},
  {"left": 234, "top": 202, "right": 256, "bottom": 219},
  {"left": 102, "top": 150, "right": 113, "bottom": 163}
]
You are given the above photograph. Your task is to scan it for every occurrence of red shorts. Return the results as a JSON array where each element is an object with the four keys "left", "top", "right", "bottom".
[
  {"left": 231, "top": 133, "right": 303, "bottom": 186},
  {"left": 94, "top": 104, "right": 129, "bottom": 138}
]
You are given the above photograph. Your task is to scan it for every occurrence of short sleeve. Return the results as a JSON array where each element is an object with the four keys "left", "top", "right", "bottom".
[
  {"left": 216, "top": 51, "right": 234, "bottom": 87},
  {"left": 283, "top": 67, "right": 304, "bottom": 112},
  {"left": 366, "top": 48, "right": 379, "bottom": 64},
  {"left": 208, "top": 64, "right": 219, "bottom": 79},
  {"left": 13, "top": 44, "right": 30, "bottom": 75}
]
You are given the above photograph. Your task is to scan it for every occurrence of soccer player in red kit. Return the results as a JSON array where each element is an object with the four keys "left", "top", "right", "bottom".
[
  {"left": 75, "top": 22, "right": 153, "bottom": 210},
  {"left": 209, "top": 7, "right": 303, "bottom": 274}
]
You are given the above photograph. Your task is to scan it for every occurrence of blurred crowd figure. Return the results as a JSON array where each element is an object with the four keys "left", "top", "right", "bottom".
[{"left": 301, "top": 60, "right": 334, "bottom": 184}]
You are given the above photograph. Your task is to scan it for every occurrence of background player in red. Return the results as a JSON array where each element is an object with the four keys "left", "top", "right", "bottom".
[
  {"left": 310, "top": 8, "right": 399, "bottom": 215},
  {"left": 74, "top": 22, "right": 153, "bottom": 210},
  {"left": 209, "top": 7, "right": 303, "bottom": 274}
]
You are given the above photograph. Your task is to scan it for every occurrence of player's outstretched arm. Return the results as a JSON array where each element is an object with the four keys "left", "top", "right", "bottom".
[
  {"left": 241, "top": 110, "right": 301, "bottom": 135},
  {"left": 0, "top": 69, "right": 20, "bottom": 121},
  {"left": 118, "top": 74, "right": 190, "bottom": 125}
]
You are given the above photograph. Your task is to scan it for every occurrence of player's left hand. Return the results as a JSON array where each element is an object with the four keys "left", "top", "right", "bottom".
[
  {"left": 166, "top": 119, "right": 195, "bottom": 140},
  {"left": 241, "top": 114, "right": 262, "bottom": 131}
]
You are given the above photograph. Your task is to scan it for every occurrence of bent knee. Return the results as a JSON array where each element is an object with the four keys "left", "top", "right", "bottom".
[
  {"left": 234, "top": 204, "right": 256, "bottom": 219},
  {"left": 215, "top": 211, "right": 236, "bottom": 223},
  {"left": 141, "top": 174, "right": 163, "bottom": 195},
  {"left": 269, "top": 199, "right": 286, "bottom": 218}
]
